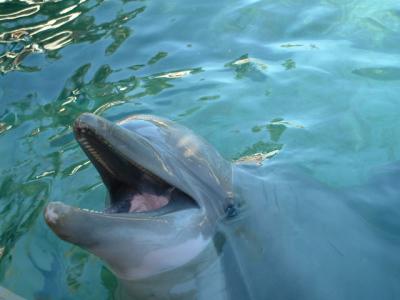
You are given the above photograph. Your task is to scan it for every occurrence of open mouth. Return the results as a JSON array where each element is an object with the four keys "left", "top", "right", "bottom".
[{"left": 73, "top": 119, "right": 198, "bottom": 215}]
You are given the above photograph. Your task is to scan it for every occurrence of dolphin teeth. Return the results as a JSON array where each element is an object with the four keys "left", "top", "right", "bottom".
[
  {"left": 76, "top": 133, "right": 117, "bottom": 177},
  {"left": 81, "top": 208, "right": 103, "bottom": 214}
]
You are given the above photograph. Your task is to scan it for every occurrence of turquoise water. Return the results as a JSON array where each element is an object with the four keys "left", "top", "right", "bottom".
[{"left": 1, "top": 0, "right": 400, "bottom": 298}]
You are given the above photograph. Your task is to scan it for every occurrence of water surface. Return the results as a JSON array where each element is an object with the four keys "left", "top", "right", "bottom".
[{"left": 1, "top": 0, "right": 400, "bottom": 298}]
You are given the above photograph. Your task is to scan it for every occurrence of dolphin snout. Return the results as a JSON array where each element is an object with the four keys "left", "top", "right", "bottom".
[{"left": 44, "top": 202, "right": 71, "bottom": 225}]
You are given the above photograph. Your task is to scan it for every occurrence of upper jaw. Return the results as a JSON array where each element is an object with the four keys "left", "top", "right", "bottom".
[
  {"left": 73, "top": 113, "right": 180, "bottom": 189},
  {"left": 72, "top": 113, "right": 200, "bottom": 216}
]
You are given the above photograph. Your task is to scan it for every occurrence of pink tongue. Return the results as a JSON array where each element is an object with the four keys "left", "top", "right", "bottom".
[{"left": 129, "top": 193, "right": 169, "bottom": 212}]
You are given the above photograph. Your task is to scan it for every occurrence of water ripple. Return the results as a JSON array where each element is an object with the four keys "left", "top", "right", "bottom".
[{"left": 0, "top": 1, "right": 145, "bottom": 73}]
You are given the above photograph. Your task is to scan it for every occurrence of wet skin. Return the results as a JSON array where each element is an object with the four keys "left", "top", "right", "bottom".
[
  {"left": 44, "top": 113, "right": 400, "bottom": 300},
  {"left": 44, "top": 113, "right": 234, "bottom": 299}
]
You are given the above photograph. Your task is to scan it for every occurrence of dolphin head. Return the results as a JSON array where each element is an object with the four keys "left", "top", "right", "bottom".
[{"left": 44, "top": 113, "right": 232, "bottom": 280}]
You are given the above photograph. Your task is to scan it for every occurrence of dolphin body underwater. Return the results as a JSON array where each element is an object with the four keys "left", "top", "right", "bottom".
[{"left": 45, "top": 113, "right": 400, "bottom": 299}]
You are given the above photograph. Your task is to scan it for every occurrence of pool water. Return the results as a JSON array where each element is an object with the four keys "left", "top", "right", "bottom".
[{"left": 1, "top": 0, "right": 400, "bottom": 299}]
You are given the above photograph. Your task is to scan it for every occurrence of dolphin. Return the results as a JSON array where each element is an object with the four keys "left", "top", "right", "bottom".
[
  {"left": 44, "top": 113, "right": 400, "bottom": 299},
  {"left": 44, "top": 113, "right": 237, "bottom": 299}
]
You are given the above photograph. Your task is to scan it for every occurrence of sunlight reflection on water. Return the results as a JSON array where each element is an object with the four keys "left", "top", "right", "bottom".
[{"left": 0, "top": 0, "right": 400, "bottom": 298}]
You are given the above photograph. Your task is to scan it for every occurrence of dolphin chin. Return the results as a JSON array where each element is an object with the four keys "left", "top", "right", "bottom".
[{"left": 44, "top": 113, "right": 233, "bottom": 283}]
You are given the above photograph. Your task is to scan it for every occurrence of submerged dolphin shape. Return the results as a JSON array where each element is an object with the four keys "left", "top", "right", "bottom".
[{"left": 45, "top": 113, "right": 400, "bottom": 299}]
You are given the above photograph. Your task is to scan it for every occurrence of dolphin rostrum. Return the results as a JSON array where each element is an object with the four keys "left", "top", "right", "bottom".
[
  {"left": 44, "top": 113, "right": 237, "bottom": 299},
  {"left": 44, "top": 113, "right": 400, "bottom": 299}
]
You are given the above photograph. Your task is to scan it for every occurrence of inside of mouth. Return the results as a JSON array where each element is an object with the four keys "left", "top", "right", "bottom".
[{"left": 75, "top": 126, "right": 198, "bottom": 214}]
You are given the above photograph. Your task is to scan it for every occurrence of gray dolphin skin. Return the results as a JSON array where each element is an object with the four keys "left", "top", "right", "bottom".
[
  {"left": 44, "top": 113, "right": 400, "bottom": 299},
  {"left": 44, "top": 113, "right": 235, "bottom": 299}
]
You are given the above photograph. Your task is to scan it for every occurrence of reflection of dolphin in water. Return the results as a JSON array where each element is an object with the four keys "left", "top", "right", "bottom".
[{"left": 44, "top": 113, "right": 400, "bottom": 299}]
